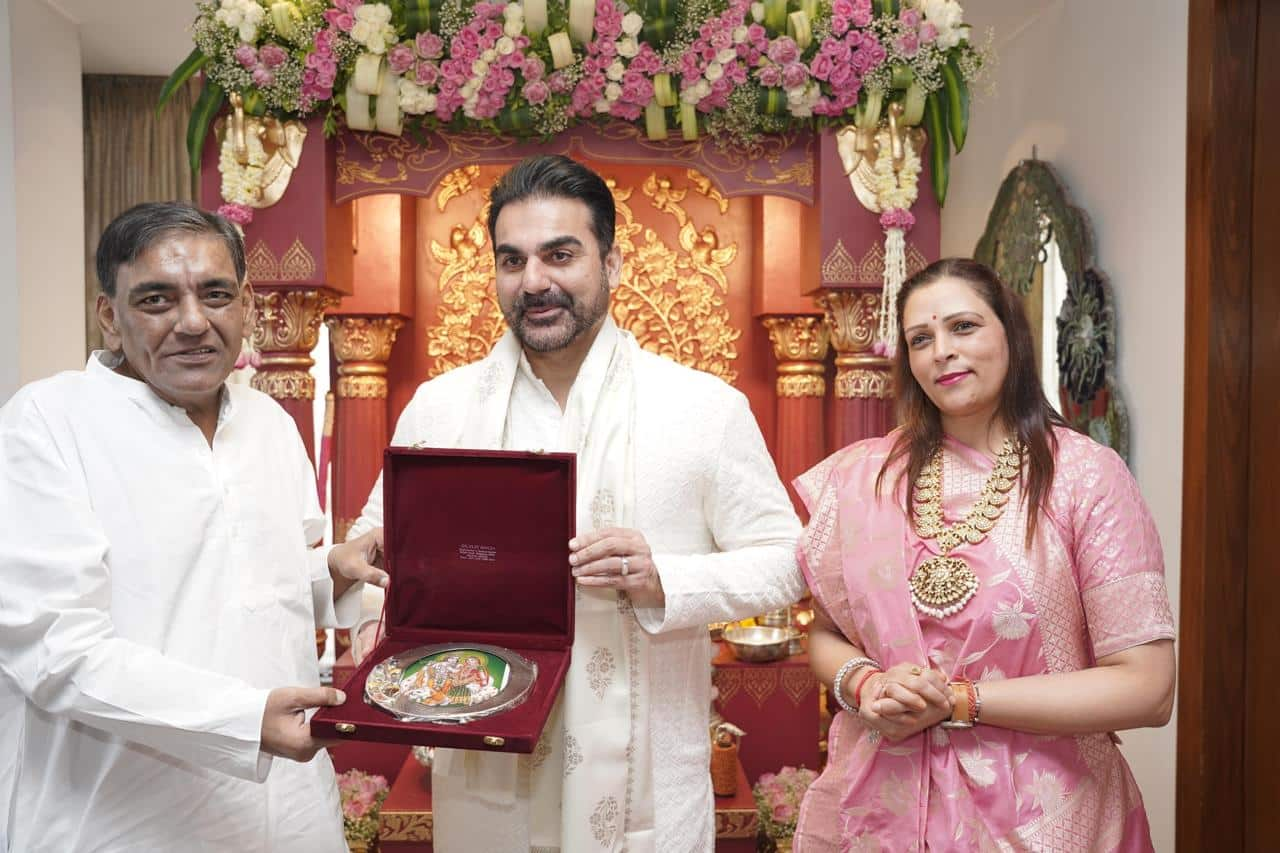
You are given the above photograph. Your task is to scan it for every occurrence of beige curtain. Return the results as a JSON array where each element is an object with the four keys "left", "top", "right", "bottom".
[{"left": 82, "top": 75, "right": 200, "bottom": 352}]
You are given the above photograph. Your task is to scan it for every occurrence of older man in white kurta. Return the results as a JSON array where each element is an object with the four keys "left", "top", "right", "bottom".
[
  {"left": 0, "top": 202, "right": 383, "bottom": 852},
  {"left": 0, "top": 356, "right": 358, "bottom": 850},
  {"left": 347, "top": 156, "right": 804, "bottom": 852}
]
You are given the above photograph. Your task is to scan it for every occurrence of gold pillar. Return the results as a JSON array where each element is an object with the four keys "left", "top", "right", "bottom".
[
  {"left": 762, "top": 315, "right": 830, "bottom": 518},
  {"left": 326, "top": 315, "right": 404, "bottom": 545},
  {"left": 251, "top": 286, "right": 340, "bottom": 461},
  {"left": 817, "top": 290, "right": 894, "bottom": 447}
]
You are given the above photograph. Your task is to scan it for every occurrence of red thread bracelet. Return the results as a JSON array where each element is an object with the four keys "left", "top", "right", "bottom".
[{"left": 852, "top": 668, "right": 882, "bottom": 709}]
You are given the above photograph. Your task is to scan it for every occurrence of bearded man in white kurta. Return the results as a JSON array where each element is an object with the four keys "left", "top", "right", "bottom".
[
  {"left": 347, "top": 156, "right": 806, "bottom": 851},
  {"left": 0, "top": 203, "right": 387, "bottom": 851}
]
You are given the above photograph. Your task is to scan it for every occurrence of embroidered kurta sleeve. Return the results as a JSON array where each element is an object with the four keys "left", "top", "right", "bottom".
[
  {"left": 0, "top": 400, "right": 272, "bottom": 783},
  {"left": 637, "top": 393, "right": 805, "bottom": 633},
  {"left": 1070, "top": 445, "right": 1176, "bottom": 659}
]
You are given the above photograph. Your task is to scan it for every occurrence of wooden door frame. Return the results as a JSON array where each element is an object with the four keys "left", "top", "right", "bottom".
[{"left": 1178, "top": 0, "right": 1275, "bottom": 848}]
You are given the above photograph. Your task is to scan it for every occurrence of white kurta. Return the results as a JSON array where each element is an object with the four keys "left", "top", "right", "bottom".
[
  {"left": 349, "top": 322, "right": 806, "bottom": 850},
  {"left": 0, "top": 355, "right": 361, "bottom": 852}
]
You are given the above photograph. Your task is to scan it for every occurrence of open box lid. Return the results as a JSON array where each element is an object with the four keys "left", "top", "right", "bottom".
[{"left": 382, "top": 447, "right": 576, "bottom": 651}]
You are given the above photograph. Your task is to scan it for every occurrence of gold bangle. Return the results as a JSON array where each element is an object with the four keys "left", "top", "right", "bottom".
[{"left": 941, "top": 679, "right": 974, "bottom": 729}]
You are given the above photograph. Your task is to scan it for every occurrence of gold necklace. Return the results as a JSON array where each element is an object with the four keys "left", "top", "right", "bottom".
[{"left": 908, "top": 437, "right": 1021, "bottom": 618}]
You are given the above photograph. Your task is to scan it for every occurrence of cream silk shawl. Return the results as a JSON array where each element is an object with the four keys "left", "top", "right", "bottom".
[{"left": 430, "top": 322, "right": 652, "bottom": 853}]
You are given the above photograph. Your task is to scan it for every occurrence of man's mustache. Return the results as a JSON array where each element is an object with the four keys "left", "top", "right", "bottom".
[{"left": 516, "top": 290, "right": 573, "bottom": 314}]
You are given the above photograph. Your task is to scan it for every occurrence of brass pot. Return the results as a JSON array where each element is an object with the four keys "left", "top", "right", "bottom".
[{"left": 722, "top": 625, "right": 794, "bottom": 663}]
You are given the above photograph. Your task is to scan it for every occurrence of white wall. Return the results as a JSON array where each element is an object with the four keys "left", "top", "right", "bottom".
[
  {"left": 10, "top": 0, "right": 84, "bottom": 390},
  {"left": 943, "top": 2, "right": 1186, "bottom": 850},
  {"left": 0, "top": 0, "right": 20, "bottom": 403}
]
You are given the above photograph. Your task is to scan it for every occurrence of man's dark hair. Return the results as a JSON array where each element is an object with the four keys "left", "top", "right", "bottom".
[
  {"left": 96, "top": 202, "right": 246, "bottom": 297},
  {"left": 487, "top": 155, "right": 616, "bottom": 257}
]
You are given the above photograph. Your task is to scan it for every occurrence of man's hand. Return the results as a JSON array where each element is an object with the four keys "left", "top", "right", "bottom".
[
  {"left": 569, "top": 527, "right": 664, "bottom": 611},
  {"left": 328, "top": 527, "right": 387, "bottom": 600},
  {"left": 260, "top": 686, "right": 345, "bottom": 762},
  {"left": 858, "top": 663, "right": 954, "bottom": 742}
]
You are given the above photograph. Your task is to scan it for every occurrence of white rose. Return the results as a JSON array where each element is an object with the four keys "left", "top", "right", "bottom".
[
  {"left": 497, "top": 36, "right": 516, "bottom": 55},
  {"left": 239, "top": 21, "right": 259, "bottom": 42},
  {"left": 215, "top": 8, "right": 237, "bottom": 27},
  {"left": 504, "top": 2, "right": 523, "bottom": 21},
  {"left": 607, "top": 59, "right": 626, "bottom": 81},
  {"left": 594, "top": 97, "right": 611, "bottom": 112},
  {"left": 733, "top": 25, "right": 748, "bottom": 44},
  {"left": 616, "top": 37, "right": 639, "bottom": 58},
  {"left": 605, "top": 81, "right": 622, "bottom": 101},
  {"left": 504, "top": 18, "right": 524, "bottom": 37},
  {"left": 471, "top": 59, "right": 489, "bottom": 77},
  {"left": 462, "top": 80, "right": 479, "bottom": 98},
  {"left": 351, "top": 20, "right": 372, "bottom": 43},
  {"left": 244, "top": 2, "right": 263, "bottom": 23},
  {"left": 704, "top": 61, "right": 724, "bottom": 82},
  {"left": 482, "top": 48, "right": 497, "bottom": 63},
  {"left": 694, "top": 78, "right": 711, "bottom": 99},
  {"left": 751, "top": 2, "right": 765, "bottom": 23},
  {"left": 399, "top": 79, "right": 436, "bottom": 114},
  {"left": 716, "top": 47, "right": 736, "bottom": 64},
  {"left": 621, "top": 11, "right": 643, "bottom": 36}
]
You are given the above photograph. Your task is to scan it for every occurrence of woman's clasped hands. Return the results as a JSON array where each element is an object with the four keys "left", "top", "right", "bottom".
[{"left": 856, "top": 663, "right": 954, "bottom": 741}]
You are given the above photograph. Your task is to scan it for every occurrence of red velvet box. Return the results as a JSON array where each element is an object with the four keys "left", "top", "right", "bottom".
[{"left": 312, "top": 447, "right": 575, "bottom": 753}]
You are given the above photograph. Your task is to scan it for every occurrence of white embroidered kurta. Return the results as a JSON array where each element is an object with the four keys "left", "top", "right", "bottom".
[
  {"left": 0, "top": 355, "right": 361, "bottom": 852},
  {"left": 349, "top": 321, "right": 805, "bottom": 850}
]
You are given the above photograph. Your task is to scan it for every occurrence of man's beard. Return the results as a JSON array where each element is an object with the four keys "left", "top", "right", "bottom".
[{"left": 503, "top": 270, "right": 611, "bottom": 353}]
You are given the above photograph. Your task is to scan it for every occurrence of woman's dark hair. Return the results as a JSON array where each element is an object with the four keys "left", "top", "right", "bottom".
[
  {"left": 487, "top": 155, "right": 615, "bottom": 259},
  {"left": 875, "top": 257, "right": 1069, "bottom": 546},
  {"left": 96, "top": 202, "right": 245, "bottom": 297}
]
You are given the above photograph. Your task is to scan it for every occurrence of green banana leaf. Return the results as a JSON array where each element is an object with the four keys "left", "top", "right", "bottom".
[
  {"left": 187, "top": 79, "right": 226, "bottom": 177},
  {"left": 157, "top": 48, "right": 207, "bottom": 117},
  {"left": 923, "top": 89, "right": 951, "bottom": 205}
]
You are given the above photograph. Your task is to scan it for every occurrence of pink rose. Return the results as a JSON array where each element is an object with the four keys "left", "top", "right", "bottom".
[
  {"left": 388, "top": 43, "right": 416, "bottom": 73},
  {"left": 314, "top": 28, "right": 335, "bottom": 52},
  {"left": 831, "top": 0, "right": 854, "bottom": 17},
  {"left": 484, "top": 22, "right": 503, "bottom": 42},
  {"left": 234, "top": 45, "right": 258, "bottom": 69},
  {"left": 829, "top": 62, "right": 855, "bottom": 89},
  {"left": 217, "top": 203, "right": 254, "bottom": 226},
  {"left": 620, "top": 70, "right": 651, "bottom": 103},
  {"left": 415, "top": 61, "right": 440, "bottom": 86},
  {"left": 522, "top": 80, "right": 550, "bottom": 104},
  {"left": 547, "top": 71, "right": 572, "bottom": 93},
  {"left": 773, "top": 803, "right": 796, "bottom": 822},
  {"left": 522, "top": 54, "right": 545, "bottom": 81},
  {"left": 767, "top": 37, "right": 799, "bottom": 65},
  {"left": 895, "top": 32, "right": 919, "bottom": 57},
  {"left": 851, "top": 0, "right": 873, "bottom": 28},
  {"left": 610, "top": 101, "right": 643, "bottom": 120},
  {"left": 747, "top": 23, "right": 767, "bottom": 48},
  {"left": 810, "top": 53, "right": 834, "bottom": 80},
  {"left": 899, "top": 7, "right": 921, "bottom": 28},
  {"left": 251, "top": 66, "right": 276, "bottom": 87},
  {"left": 598, "top": 39, "right": 617, "bottom": 58},
  {"left": 831, "top": 14, "right": 849, "bottom": 35},
  {"left": 782, "top": 61, "right": 808, "bottom": 89},
  {"left": 316, "top": 65, "right": 337, "bottom": 88},
  {"left": 323, "top": 9, "right": 354, "bottom": 31},
  {"left": 333, "top": 0, "right": 361, "bottom": 12},
  {"left": 258, "top": 43, "right": 287, "bottom": 68},
  {"left": 416, "top": 31, "right": 444, "bottom": 59},
  {"left": 710, "top": 29, "right": 732, "bottom": 52},
  {"left": 757, "top": 64, "right": 782, "bottom": 87},
  {"left": 919, "top": 22, "right": 938, "bottom": 43}
]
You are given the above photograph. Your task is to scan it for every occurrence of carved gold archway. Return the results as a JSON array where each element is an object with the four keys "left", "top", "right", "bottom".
[{"left": 422, "top": 166, "right": 743, "bottom": 385}]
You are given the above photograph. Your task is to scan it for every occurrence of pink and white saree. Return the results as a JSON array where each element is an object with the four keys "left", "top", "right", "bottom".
[{"left": 793, "top": 428, "right": 1174, "bottom": 852}]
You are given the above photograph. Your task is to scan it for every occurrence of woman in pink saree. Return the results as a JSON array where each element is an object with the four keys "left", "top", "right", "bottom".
[{"left": 794, "top": 259, "right": 1175, "bottom": 852}]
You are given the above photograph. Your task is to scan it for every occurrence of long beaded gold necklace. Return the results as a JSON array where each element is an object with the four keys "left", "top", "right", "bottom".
[{"left": 908, "top": 437, "right": 1022, "bottom": 618}]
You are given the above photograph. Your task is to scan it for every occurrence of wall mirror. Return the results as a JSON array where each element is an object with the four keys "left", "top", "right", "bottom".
[{"left": 975, "top": 159, "right": 1130, "bottom": 463}]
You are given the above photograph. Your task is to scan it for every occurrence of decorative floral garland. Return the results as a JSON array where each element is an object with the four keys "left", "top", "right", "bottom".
[
  {"left": 170, "top": 0, "right": 987, "bottom": 219},
  {"left": 217, "top": 120, "right": 268, "bottom": 226},
  {"left": 871, "top": 123, "right": 920, "bottom": 355}
]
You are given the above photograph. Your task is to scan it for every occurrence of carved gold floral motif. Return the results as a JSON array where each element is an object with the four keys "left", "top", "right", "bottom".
[
  {"left": 436, "top": 165, "right": 482, "bottom": 212},
  {"left": 835, "top": 367, "right": 893, "bottom": 400},
  {"left": 423, "top": 170, "right": 742, "bottom": 384},
  {"left": 715, "top": 810, "right": 759, "bottom": 839},
  {"left": 777, "top": 373, "right": 826, "bottom": 398},
  {"left": 763, "top": 315, "right": 829, "bottom": 362},
  {"left": 251, "top": 288, "right": 338, "bottom": 352},
  {"left": 245, "top": 240, "right": 279, "bottom": 283},
  {"left": 278, "top": 239, "right": 317, "bottom": 281},
  {"left": 686, "top": 169, "right": 729, "bottom": 213},
  {"left": 818, "top": 290, "right": 879, "bottom": 356},
  {"left": 251, "top": 369, "right": 316, "bottom": 400},
  {"left": 328, "top": 316, "right": 403, "bottom": 363}
]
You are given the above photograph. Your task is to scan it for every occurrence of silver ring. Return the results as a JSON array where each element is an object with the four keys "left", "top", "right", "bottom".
[{"left": 620, "top": 557, "right": 629, "bottom": 576}]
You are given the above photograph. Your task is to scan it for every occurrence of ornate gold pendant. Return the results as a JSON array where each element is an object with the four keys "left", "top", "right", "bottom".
[{"left": 908, "top": 555, "right": 980, "bottom": 618}]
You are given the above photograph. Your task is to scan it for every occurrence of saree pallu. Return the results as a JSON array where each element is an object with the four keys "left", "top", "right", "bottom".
[{"left": 793, "top": 428, "right": 1174, "bottom": 853}]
